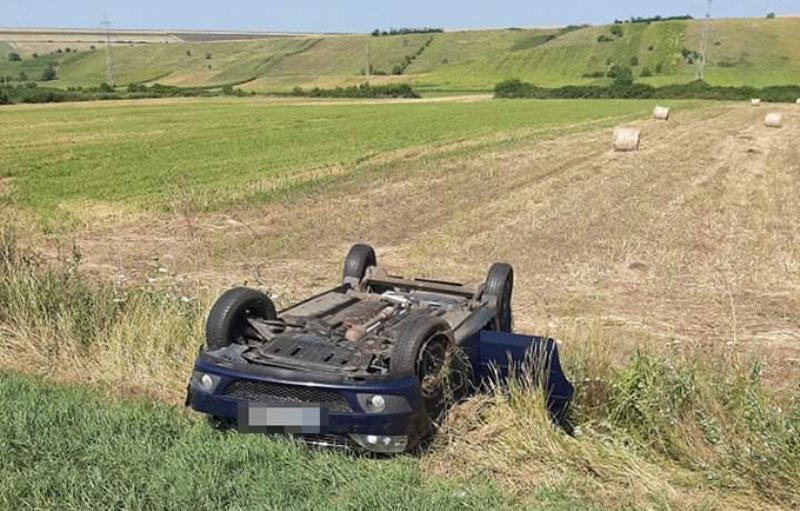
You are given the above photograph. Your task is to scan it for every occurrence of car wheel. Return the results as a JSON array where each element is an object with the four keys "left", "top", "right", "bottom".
[
  {"left": 205, "top": 287, "right": 276, "bottom": 350},
  {"left": 342, "top": 244, "right": 377, "bottom": 286},
  {"left": 391, "top": 314, "right": 454, "bottom": 419},
  {"left": 484, "top": 263, "right": 514, "bottom": 332}
]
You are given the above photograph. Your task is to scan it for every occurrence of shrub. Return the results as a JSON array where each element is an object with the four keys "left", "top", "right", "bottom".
[
  {"left": 98, "top": 82, "right": 114, "bottom": 93},
  {"left": 290, "top": 82, "right": 420, "bottom": 99},
  {"left": 32, "top": 53, "right": 38, "bottom": 59},
  {"left": 609, "top": 24, "right": 624, "bottom": 37},
  {"left": 205, "top": 53, "right": 212, "bottom": 60},
  {"left": 41, "top": 66, "right": 57, "bottom": 81},
  {"left": 766, "top": 12, "right": 776, "bottom": 19},
  {"left": 607, "top": 64, "right": 633, "bottom": 86},
  {"left": 186, "top": 50, "right": 191, "bottom": 57},
  {"left": 629, "top": 56, "right": 639, "bottom": 67},
  {"left": 640, "top": 67, "right": 653, "bottom": 77},
  {"left": 597, "top": 35, "right": 614, "bottom": 43},
  {"left": 7, "top": 52, "right": 21, "bottom": 62}
]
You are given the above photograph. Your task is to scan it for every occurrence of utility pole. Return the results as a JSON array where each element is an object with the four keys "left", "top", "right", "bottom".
[
  {"left": 101, "top": 16, "right": 115, "bottom": 86},
  {"left": 695, "top": 0, "right": 712, "bottom": 81}
]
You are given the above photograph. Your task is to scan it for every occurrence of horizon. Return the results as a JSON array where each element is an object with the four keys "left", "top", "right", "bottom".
[
  {"left": 1, "top": 13, "right": 799, "bottom": 35},
  {"left": 2, "top": 1, "right": 798, "bottom": 33}
]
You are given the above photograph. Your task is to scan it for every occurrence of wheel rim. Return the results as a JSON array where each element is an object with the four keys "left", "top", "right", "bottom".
[
  {"left": 416, "top": 335, "right": 448, "bottom": 398},
  {"left": 232, "top": 306, "right": 261, "bottom": 342}
]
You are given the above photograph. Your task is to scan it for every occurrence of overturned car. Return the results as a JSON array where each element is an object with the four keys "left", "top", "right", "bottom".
[{"left": 186, "top": 244, "right": 573, "bottom": 453}]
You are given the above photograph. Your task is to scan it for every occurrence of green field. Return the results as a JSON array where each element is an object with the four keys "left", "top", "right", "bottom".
[
  {"left": 0, "top": 97, "right": 673, "bottom": 215},
  {"left": 2, "top": 17, "right": 798, "bottom": 92}
]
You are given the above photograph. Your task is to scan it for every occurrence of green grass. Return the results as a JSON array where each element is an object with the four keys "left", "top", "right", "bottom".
[
  {"left": 0, "top": 45, "right": 60, "bottom": 84},
  {"left": 3, "top": 17, "right": 798, "bottom": 92},
  {"left": 414, "top": 18, "right": 800, "bottom": 90},
  {"left": 52, "top": 38, "right": 319, "bottom": 88},
  {"left": 1, "top": 371, "right": 562, "bottom": 511},
  {"left": 0, "top": 97, "right": 670, "bottom": 216}
]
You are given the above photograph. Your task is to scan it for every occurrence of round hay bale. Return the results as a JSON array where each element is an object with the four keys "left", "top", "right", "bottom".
[
  {"left": 751, "top": 98, "right": 761, "bottom": 106},
  {"left": 612, "top": 127, "right": 641, "bottom": 152},
  {"left": 652, "top": 106, "right": 670, "bottom": 120},
  {"left": 796, "top": 98, "right": 800, "bottom": 104},
  {"left": 764, "top": 113, "right": 783, "bottom": 128}
]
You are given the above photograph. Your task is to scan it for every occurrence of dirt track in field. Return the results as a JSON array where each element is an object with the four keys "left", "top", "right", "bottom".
[{"left": 60, "top": 103, "right": 800, "bottom": 379}]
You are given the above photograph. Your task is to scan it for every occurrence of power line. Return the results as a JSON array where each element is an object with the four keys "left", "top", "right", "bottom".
[
  {"left": 101, "top": 16, "right": 115, "bottom": 86},
  {"left": 696, "top": 0, "right": 712, "bottom": 81}
]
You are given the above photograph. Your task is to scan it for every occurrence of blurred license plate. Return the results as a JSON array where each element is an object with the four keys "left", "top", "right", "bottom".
[{"left": 238, "top": 403, "right": 329, "bottom": 434}]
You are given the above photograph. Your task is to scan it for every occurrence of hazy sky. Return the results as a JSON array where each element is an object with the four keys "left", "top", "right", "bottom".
[{"left": 1, "top": 1, "right": 797, "bottom": 32}]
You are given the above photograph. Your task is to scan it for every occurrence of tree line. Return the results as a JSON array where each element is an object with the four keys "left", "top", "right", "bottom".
[
  {"left": 371, "top": 27, "right": 443, "bottom": 36},
  {"left": 494, "top": 78, "right": 800, "bottom": 103}
]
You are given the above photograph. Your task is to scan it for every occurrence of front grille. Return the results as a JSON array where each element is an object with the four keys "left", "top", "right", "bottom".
[{"left": 222, "top": 380, "right": 352, "bottom": 412}]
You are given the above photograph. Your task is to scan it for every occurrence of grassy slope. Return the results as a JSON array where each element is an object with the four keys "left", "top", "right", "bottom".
[
  {"left": 1, "top": 371, "right": 596, "bottom": 511},
  {"left": 53, "top": 38, "right": 319, "bottom": 88},
  {"left": 415, "top": 18, "right": 800, "bottom": 90},
  {"left": 0, "top": 97, "right": 664, "bottom": 215},
  {"left": 3, "top": 17, "right": 797, "bottom": 91},
  {"left": 0, "top": 42, "right": 60, "bottom": 83}
]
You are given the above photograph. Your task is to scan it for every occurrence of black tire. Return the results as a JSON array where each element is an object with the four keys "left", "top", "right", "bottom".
[
  {"left": 205, "top": 287, "right": 276, "bottom": 350},
  {"left": 342, "top": 244, "right": 377, "bottom": 285},
  {"left": 484, "top": 263, "right": 514, "bottom": 332},
  {"left": 391, "top": 314, "right": 454, "bottom": 418}
]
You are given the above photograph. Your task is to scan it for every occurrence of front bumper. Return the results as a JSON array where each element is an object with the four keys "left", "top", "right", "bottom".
[{"left": 186, "top": 357, "right": 432, "bottom": 452}]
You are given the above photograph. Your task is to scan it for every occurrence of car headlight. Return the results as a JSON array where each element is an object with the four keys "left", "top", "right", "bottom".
[
  {"left": 349, "top": 434, "right": 408, "bottom": 453},
  {"left": 355, "top": 393, "right": 411, "bottom": 414},
  {"left": 190, "top": 371, "right": 221, "bottom": 393}
]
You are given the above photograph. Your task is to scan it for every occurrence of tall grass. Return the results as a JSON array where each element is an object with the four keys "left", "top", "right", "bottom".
[
  {"left": 428, "top": 326, "right": 800, "bottom": 510},
  {"left": 0, "top": 228, "right": 205, "bottom": 402}
]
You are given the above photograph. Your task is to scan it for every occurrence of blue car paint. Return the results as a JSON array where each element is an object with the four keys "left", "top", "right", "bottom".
[
  {"left": 187, "top": 329, "right": 573, "bottom": 447},
  {"left": 475, "top": 331, "right": 574, "bottom": 421}
]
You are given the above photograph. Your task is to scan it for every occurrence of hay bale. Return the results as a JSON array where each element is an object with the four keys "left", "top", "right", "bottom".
[
  {"left": 796, "top": 98, "right": 800, "bottom": 104},
  {"left": 652, "top": 106, "right": 670, "bottom": 120},
  {"left": 751, "top": 98, "right": 761, "bottom": 106},
  {"left": 764, "top": 113, "right": 782, "bottom": 128},
  {"left": 612, "top": 127, "right": 641, "bottom": 152}
]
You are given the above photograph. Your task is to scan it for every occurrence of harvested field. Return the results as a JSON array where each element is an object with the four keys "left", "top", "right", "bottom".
[
  {"left": 13, "top": 101, "right": 794, "bottom": 380},
  {"left": 1, "top": 98, "right": 798, "bottom": 510}
]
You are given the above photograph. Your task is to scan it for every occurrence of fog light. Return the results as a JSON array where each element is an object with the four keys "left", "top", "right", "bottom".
[
  {"left": 200, "top": 374, "right": 214, "bottom": 391},
  {"left": 191, "top": 371, "right": 220, "bottom": 393},
  {"left": 368, "top": 395, "right": 386, "bottom": 412},
  {"left": 349, "top": 434, "right": 409, "bottom": 453}
]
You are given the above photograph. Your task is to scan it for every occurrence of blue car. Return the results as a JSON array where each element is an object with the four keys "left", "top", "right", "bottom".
[{"left": 186, "top": 244, "right": 573, "bottom": 453}]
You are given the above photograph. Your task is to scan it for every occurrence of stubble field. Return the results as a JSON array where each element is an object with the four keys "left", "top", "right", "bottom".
[{"left": 1, "top": 96, "right": 798, "bottom": 510}]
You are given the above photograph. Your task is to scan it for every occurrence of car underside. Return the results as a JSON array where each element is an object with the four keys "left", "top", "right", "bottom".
[{"left": 186, "top": 244, "right": 573, "bottom": 453}]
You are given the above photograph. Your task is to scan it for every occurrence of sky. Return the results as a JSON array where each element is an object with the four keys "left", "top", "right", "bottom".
[{"left": 1, "top": 1, "right": 798, "bottom": 32}]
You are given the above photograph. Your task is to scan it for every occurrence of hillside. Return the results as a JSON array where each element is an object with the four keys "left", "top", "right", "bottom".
[{"left": 1, "top": 16, "right": 799, "bottom": 92}]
